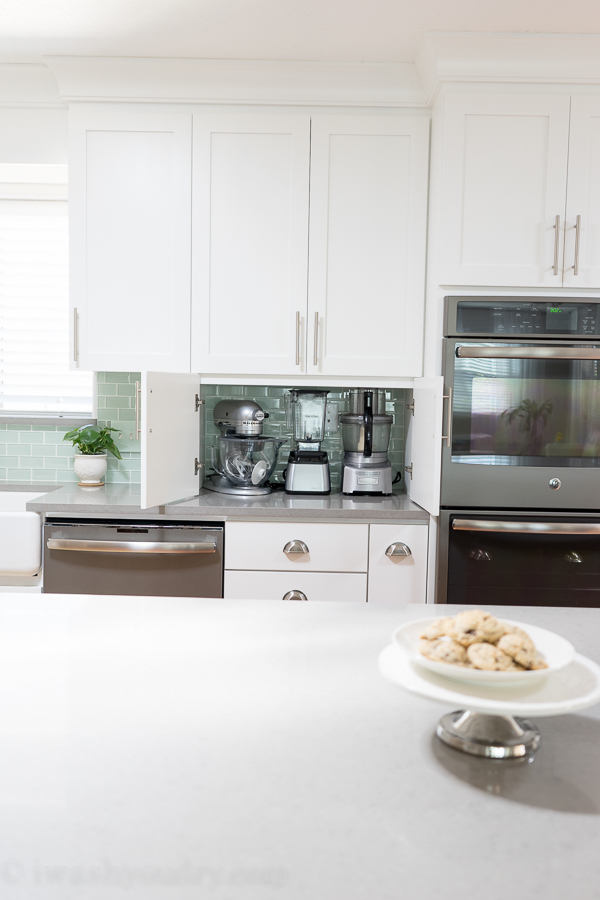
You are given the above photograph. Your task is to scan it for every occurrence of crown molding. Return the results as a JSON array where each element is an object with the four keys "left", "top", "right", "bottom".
[
  {"left": 43, "top": 56, "right": 426, "bottom": 107},
  {"left": 417, "top": 33, "right": 600, "bottom": 104},
  {"left": 0, "top": 63, "right": 65, "bottom": 107}
]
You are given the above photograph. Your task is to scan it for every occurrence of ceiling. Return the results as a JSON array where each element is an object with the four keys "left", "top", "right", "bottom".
[{"left": 1, "top": 0, "right": 600, "bottom": 65}]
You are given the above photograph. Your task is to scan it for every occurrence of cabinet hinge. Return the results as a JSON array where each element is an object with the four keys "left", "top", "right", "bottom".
[
  {"left": 406, "top": 400, "right": 415, "bottom": 416},
  {"left": 195, "top": 394, "right": 204, "bottom": 412},
  {"left": 194, "top": 458, "right": 204, "bottom": 475},
  {"left": 404, "top": 463, "right": 413, "bottom": 481}
]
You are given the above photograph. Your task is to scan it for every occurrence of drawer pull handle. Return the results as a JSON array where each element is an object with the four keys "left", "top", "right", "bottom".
[
  {"left": 282, "top": 590, "right": 308, "bottom": 601},
  {"left": 385, "top": 542, "right": 412, "bottom": 558},
  {"left": 283, "top": 540, "right": 309, "bottom": 555}
]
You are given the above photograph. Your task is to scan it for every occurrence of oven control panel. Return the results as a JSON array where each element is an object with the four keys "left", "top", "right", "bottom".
[{"left": 448, "top": 298, "right": 600, "bottom": 337}]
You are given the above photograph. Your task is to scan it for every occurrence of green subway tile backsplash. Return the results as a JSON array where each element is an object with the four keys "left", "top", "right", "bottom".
[{"left": 0, "top": 376, "right": 408, "bottom": 492}]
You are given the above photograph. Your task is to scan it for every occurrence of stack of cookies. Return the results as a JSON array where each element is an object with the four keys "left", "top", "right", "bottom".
[{"left": 419, "top": 609, "right": 548, "bottom": 672}]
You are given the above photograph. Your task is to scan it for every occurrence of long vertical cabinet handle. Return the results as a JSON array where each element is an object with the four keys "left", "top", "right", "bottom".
[
  {"left": 295, "top": 311, "right": 301, "bottom": 366},
  {"left": 135, "top": 381, "right": 141, "bottom": 440},
  {"left": 73, "top": 307, "right": 79, "bottom": 364},
  {"left": 553, "top": 215, "right": 560, "bottom": 276},
  {"left": 313, "top": 312, "right": 319, "bottom": 366},
  {"left": 441, "top": 387, "right": 452, "bottom": 448},
  {"left": 574, "top": 214, "right": 581, "bottom": 276}
]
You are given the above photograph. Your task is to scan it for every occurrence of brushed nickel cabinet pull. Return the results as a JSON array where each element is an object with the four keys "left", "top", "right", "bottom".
[
  {"left": 73, "top": 307, "right": 79, "bottom": 363},
  {"left": 574, "top": 214, "right": 581, "bottom": 276},
  {"left": 282, "top": 590, "right": 308, "bottom": 601},
  {"left": 295, "top": 311, "right": 301, "bottom": 366},
  {"left": 553, "top": 214, "right": 560, "bottom": 276},
  {"left": 385, "top": 542, "right": 412, "bottom": 558},
  {"left": 313, "top": 312, "right": 319, "bottom": 366},
  {"left": 283, "top": 540, "right": 309, "bottom": 555}
]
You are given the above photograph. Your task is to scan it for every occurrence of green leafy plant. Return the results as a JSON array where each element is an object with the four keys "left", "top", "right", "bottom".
[
  {"left": 501, "top": 399, "right": 553, "bottom": 455},
  {"left": 63, "top": 424, "right": 122, "bottom": 459}
]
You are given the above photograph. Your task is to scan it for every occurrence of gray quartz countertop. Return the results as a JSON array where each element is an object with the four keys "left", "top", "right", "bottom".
[
  {"left": 1, "top": 596, "right": 598, "bottom": 900},
  {"left": 26, "top": 483, "right": 428, "bottom": 520}
]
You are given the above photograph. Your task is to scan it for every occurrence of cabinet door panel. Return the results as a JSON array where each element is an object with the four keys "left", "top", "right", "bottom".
[
  {"left": 439, "top": 94, "right": 570, "bottom": 287},
  {"left": 307, "top": 116, "right": 429, "bottom": 378},
  {"left": 367, "top": 524, "right": 429, "bottom": 603},
  {"left": 69, "top": 110, "right": 192, "bottom": 372},
  {"left": 224, "top": 570, "right": 367, "bottom": 602},
  {"left": 564, "top": 96, "right": 600, "bottom": 287},
  {"left": 192, "top": 115, "right": 310, "bottom": 375}
]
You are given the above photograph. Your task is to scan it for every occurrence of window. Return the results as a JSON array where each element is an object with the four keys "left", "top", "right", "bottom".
[{"left": 0, "top": 166, "right": 93, "bottom": 416}]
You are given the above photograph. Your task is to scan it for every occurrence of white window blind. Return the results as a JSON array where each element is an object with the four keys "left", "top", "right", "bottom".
[{"left": 0, "top": 198, "right": 92, "bottom": 415}]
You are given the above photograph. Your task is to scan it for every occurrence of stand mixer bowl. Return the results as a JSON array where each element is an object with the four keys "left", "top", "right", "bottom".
[{"left": 212, "top": 435, "right": 286, "bottom": 488}]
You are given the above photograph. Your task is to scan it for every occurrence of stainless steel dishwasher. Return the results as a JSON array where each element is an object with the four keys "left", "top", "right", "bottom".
[{"left": 43, "top": 519, "right": 224, "bottom": 597}]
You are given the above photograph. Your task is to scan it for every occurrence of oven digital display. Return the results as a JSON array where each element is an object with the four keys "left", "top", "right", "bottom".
[{"left": 545, "top": 305, "right": 578, "bottom": 332}]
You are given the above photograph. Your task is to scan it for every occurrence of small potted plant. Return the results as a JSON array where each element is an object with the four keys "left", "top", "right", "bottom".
[{"left": 63, "top": 424, "right": 122, "bottom": 486}]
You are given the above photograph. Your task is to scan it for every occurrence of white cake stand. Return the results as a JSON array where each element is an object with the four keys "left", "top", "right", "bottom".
[{"left": 379, "top": 645, "right": 600, "bottom": 759}]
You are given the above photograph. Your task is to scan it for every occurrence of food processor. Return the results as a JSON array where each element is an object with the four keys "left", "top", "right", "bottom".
[
  {"left": 284, "top": 390, "right": 331, "bottom": 495},
  {"left": 205, "top": 399, "right": 286, "bottom": 497},
  {"left": 340, "top": 389, "right": 393, "bottom": 495}
]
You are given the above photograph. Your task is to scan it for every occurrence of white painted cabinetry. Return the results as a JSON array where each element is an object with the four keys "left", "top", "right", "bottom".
[
  {"left": 367, "top": 524, "right": 428, "bottom": 603},
  {"left": 69, "top": 109, "right": 193, "bottom": 372},
  {"left": 191, "top": 115, "right": 310, "bottom": 375},
  {"left": 564, "top": 96, "right": 600, "bottom": 287},
  {"left": 439, "top": 94, "right": 570, "bottom": 287},
  {"left": 225, "top": 521, "right": 369, "bottom": 572},
  {"left": 225, "top": 571, "right": 368, "bottom": 602},
  {"left": 307, "top": 116, "right": 429, "bottom": 378}
]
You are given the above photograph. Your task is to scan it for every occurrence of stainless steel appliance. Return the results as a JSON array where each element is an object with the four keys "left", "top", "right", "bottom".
[
  {"left": 205, "top": 399, "right": 286, "bottom": 497},
  {"left": 340, "top": 389, "right": 393, "bottom": 495},
  {"left": 43, "top": 519, "right": 223, "bottom": 597},
  {"left": 442, "top": 297, "right": 600, "bottom": 509},
  {"left": 285, "top": 390, "right": 331, "bottom": 495},
  {"left": 439, "top": 510, "right": 600, "bottom": 608}
]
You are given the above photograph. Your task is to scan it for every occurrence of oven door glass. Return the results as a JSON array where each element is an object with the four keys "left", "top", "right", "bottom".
[
  {"left": 452, "top": 342, "right": 600, "bottom": 467},
  {"left": 448, "top": 516, "right": 600, "bottom": 607}
]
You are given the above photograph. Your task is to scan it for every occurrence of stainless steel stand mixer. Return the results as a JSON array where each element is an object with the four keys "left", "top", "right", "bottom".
[
  {"left": 205, "top": 399, "right": 286, "bottom": 497},
  {"left": 340, "top": 389, "right": 394, "bottom": 495}
]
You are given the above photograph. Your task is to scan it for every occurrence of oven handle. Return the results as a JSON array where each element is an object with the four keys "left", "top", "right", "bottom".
[
  {"left": 453, "top": 519, "right": 600, "bottom": 535},
  {"left": 456, "top": 346, "right": 600, "bottom": 360},
  {"left": 47, "top": 539, "right": 217, "bottom": 554}
]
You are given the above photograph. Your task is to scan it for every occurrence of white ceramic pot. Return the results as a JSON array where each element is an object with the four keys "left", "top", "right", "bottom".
[{"left": 73, "top": 452, "right": 108, "bottom": 486}]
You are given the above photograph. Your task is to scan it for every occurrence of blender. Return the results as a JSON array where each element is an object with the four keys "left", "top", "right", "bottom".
[
  {"left": 284, "top": 390, "right": 331, "bottom": 495},
  {"left": 205, "top": 399, "right": 287, "bottom": 497},
  {"left": 340, "top": 389, "right": 393, "bottom": 495}
]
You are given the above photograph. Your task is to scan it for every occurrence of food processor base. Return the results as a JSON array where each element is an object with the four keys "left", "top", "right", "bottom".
[{"left": 204, "top": 474, "right": 272, "bottom": 496}]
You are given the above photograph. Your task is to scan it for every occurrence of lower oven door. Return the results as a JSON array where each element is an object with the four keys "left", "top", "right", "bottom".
[
  {"left": 441, "top": 512, "right": 600, "bottom": 607},
  {"left": 441, "top": 340, "right": 600, "bottom": 509},
  {"left": 43, "top": 521, "right": 224, "bottom": 597}
]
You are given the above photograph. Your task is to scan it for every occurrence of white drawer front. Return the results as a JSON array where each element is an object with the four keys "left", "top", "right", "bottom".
[
  {"left": 225, "top": 522, "right": 369, "bottom": 573},
  {"left": 224, "top": 570, "right": 367, "bottom": 602},
  {"left": 367, "top": 524, "right": 428, "bottom": 603}
]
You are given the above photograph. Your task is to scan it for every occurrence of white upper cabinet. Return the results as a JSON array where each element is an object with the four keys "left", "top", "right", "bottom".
[
  {"left": 564, "top": 97, "right": 600, "bottom": 288},
  {"left": 69, "top": 110, "right": 192, "bottom": 372},
  {"left": 191, "top": 115, "right": 310, "bottom": 375},
  {"left": 439, "top": 94, "right": 571, "bottom": 287},
  {"left": 307, "top": 116, "right": 429, "bottom": 378}
]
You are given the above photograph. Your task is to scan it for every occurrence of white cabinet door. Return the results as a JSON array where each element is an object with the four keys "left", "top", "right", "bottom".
[
  {"left": 224, "top": 570, "right": 367, "bottom": 602},
  {"left": 191, "top": 115, "right": 310, "bottom": 375},
  {"left": 69, "top": 110, "right": 192, "bottom": 372},
  {"left": 405, "top": 376, "right": 444, "bottom": 517},
  {"left": 141, "top": 372, "right": 200, "bottom": 509},
  {"left": 439, "top": 94, "right": 570, "bottom": 287},
  {"left": 225, "top": 521, "right": 369, "bottom": 572},
  {"left": 367, "top": 524, "right": 429, "bottom": 603},
  {"left": 307, "top": 116, "right": 429, "bottom": 378},
  {"left": 564, "top": 96, "right": 600, "bottom": 288}
]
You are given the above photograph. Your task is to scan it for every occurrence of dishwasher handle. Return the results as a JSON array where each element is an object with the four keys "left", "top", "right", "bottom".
[{"left": 47, "top": 539, "right": 218, "bottom": 554}]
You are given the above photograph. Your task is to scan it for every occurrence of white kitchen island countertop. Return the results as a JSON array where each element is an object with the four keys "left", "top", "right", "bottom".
[{"left": 0, "top": 595, "right": 598, "bottom": 899}]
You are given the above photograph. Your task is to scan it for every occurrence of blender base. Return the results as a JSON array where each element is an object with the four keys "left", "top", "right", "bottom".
[{"left": 204, "top": 474, "right": 272, "bottom": 497}]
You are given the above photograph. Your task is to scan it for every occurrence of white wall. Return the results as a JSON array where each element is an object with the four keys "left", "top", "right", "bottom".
[{"left": 0, "top": 64, "right": 67, "bottom": 163}]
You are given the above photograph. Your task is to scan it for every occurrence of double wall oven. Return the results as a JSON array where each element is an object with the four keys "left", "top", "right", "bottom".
[{"left": 439, "top": 297, "right": 600, "bottom": 607}]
